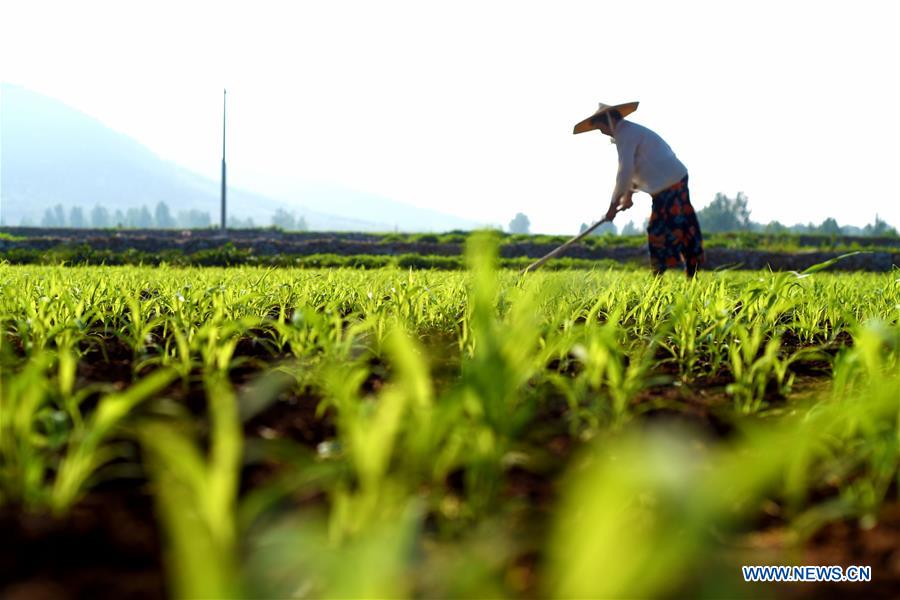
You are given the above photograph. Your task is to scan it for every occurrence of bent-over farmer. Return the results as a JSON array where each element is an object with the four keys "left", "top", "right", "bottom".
[{"left": 574, "top": 101, "right": 704, "bottom": 276}]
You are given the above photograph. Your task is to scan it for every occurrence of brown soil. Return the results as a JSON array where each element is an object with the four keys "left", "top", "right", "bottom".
[
  {"left": 635, "top": 381, "right": 737, "bottom": 439},
  {"left": 243, "top": 389, "right": 335, "bottom": 449},
  {"left": 78, "top": 336, "right": 134, "bottom": 387},
  {"left": 0, "top": 488, "right": 165, "bottom": 600},
  {"left": 730, "top": 503, "right": 900, "bottom": 599}
]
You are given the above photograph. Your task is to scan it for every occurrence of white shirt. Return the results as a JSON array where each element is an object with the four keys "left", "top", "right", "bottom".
[{"left": 610, "top": 120, "right": 688, "bottom": 203}]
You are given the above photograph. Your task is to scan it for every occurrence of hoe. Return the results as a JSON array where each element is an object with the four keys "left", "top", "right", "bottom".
[{"left": 522, "top": 207, "right": 625, "bottom": 274}]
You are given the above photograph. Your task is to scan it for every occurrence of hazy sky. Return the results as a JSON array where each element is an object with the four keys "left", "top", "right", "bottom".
[{"left": 2, "top": 0, "right": 898, "bottom": 232}]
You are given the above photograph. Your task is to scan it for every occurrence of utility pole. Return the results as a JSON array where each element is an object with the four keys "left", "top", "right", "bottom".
[{"left": 221, "top": 88, "right": 227, "bottom": 230}]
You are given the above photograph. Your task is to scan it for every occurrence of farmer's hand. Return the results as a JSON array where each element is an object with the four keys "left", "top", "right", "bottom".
[
  {"left": 606, "top": 192, "right": 633, "bottom": 220},
  {"left": 605, "top": 202, "right": 619, "bottom": 221}
]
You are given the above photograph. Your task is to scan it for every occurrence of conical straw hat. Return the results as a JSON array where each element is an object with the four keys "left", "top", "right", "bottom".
[{"left": 573, "top": 101, "right": 639, "bottom": 134}]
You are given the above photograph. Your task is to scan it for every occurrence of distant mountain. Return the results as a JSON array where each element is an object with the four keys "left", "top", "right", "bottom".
[{"left": 0, "top": 84, "right": 478, "bottom": 231}]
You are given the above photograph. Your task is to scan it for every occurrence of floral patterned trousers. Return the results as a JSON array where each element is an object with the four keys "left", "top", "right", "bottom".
[{"left": 647, "top": 175, "right": 705, "bottom": 276}]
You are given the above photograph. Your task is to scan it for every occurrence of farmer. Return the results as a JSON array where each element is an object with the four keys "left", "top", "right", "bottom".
[{"left": 574, "top": 102, "right": 704, "bottom": 276}]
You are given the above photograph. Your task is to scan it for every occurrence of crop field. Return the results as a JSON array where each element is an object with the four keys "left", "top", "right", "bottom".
[{"left": 1, "top": 236, "right": 898, "bottom": 598}]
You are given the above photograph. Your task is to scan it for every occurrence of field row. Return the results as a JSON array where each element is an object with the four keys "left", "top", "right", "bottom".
[{"left": 1, "top": 242, "right": 898, "bottom": 597}]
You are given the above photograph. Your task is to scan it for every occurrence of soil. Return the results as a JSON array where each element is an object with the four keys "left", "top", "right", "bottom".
[
  {"left": 243, "top": 389, "right": 335, "bottom": 449},
  {"left": 0, "top": 487, "right": 165, "bottom": 600},
  {"left": 77, "top": 336, "right": 134, "bottom": 387},
  {"left": 730, "top": 502, "right": 900, "bottom": 599}
]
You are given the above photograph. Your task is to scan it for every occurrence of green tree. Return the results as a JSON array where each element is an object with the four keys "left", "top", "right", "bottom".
[
  {"left": 138, "top": 206, "right": 153, "bottom": 228},
  {"left": 508, "top": 212, "right": 530, "bottom": 234},
  {"left": 696, "top": 192, "right": 751, "bottom": 232},
  {"left": 579, "top": 221, "right": 617, "bottom": 236},
  {"left": 69, "top": 206, "right": 86, "bottom": 228},
  {"left": 230, "top": 216, "right": 256, "bottom": 229},
  {"left": 178, "top": 210, "right": 212, "bottom": 228},
  {"left": 91, "top": 205, "right": 111, "bottom": 228},
  {"left": 817, "top": 217, "right": 841, "bottom": 236},
  {"left": 272, "top": 208, "right": 297, "bottom": 231},
  {"left": 54, "top": 205, "right": 67, "bottom": 227},
  {"left": 41, "top": 204, "right": 67, "bottom": 227},
  {"left": 620, "top": 221, "right": 640, "bottom": 236},
  {"left": 41, "top": 209, "right": 55, "bottom": 227},
  {"left": 125, "top": 208, "right": 141, "bottom": 228},
  {"left": 155, "top": 202, "right": 177, "bottom": 228},
  {"left": 764, "top": 220, "right": 787, "bottom": 233},
  {"left": 863, "top": 214, "right": 898, "bottom": 237}
]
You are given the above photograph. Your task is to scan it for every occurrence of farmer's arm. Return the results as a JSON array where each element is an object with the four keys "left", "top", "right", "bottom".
[{"left": 606, "top": 140, "right": 636, "bottom": 220}]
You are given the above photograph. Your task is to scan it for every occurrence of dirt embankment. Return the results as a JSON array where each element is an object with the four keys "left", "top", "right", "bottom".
[{"left": 1, "top": 228, "right": 898, "bottom": 271}]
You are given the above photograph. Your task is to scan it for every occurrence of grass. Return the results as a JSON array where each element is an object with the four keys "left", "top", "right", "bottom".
[{"left": 0, "top": 238, "right": 898, "bottom": 597}]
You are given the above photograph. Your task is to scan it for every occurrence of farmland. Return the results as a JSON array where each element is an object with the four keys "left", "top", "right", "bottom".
[
  {"left": 1, "top": 227, "right": 899, "bottom": 271},
  {"left": 1, "top": 234, "right": 898, "bottom": 598}
]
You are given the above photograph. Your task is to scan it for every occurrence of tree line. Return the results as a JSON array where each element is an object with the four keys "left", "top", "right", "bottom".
[
  {"left": 22, "top": 203, "right": 309, "bottom": 231},
  {"left": 509, "top": 192, "right": 898, "bottom": 237},
  {"left": 694, "top": 192, "right": 897, "bottom": 236}
]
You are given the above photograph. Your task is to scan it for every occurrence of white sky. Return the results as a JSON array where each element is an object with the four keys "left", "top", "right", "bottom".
[{"left": 2, "top": 0, "right": 898, "bottom": 233}]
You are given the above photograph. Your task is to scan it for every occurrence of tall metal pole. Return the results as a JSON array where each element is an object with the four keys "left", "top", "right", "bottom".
[{"left": 221, "top": 88, "right": 227, "bottom": 230}]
